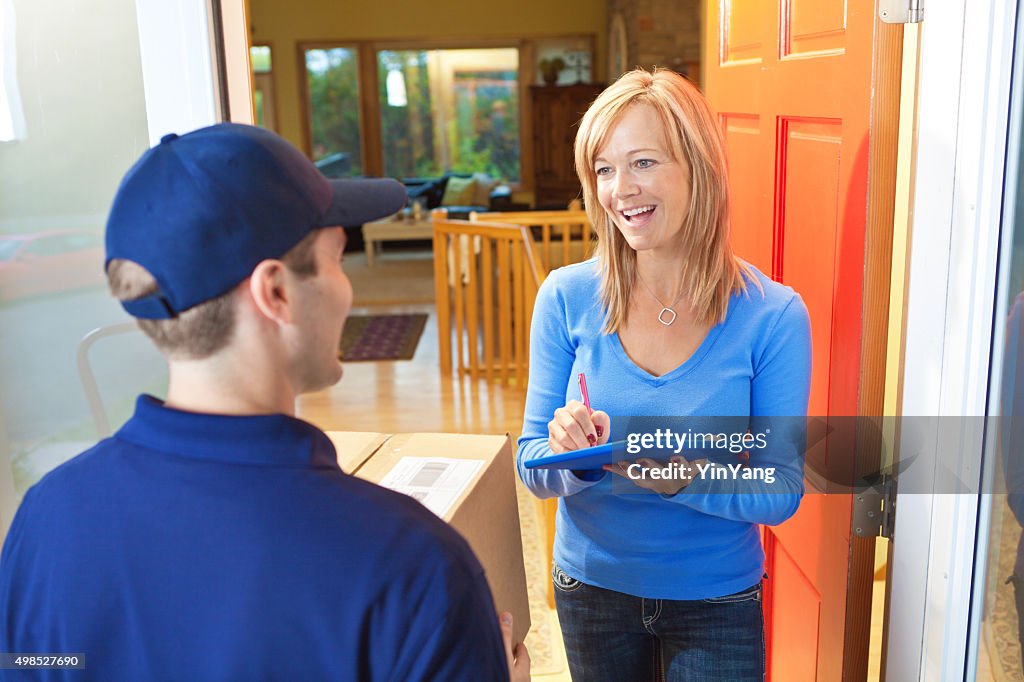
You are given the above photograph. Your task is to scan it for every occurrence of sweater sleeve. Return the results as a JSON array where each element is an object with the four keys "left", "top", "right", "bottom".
[
  {"left": 516, "top": 273, "right": 606, "bottom": 498},
  {"left": 669, "top": 294, "right": 812, "bottom": 525}
]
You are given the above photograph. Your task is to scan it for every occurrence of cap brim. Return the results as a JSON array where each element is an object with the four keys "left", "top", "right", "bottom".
[{"left": 321, "top": 177, "right": 408, "bottom": 227}]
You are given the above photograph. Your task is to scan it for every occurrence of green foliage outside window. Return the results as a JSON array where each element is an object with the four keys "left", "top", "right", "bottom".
[
  {"left": 305, "top": 46, "right": 520, "bottom": 182},
  {"left": 377, "top": 50, "right": 519, "bottom": 182},
  {"left": 305, "top": 48, "right": 362, "bottom": 176},
  {"left": 454, "top": 70, "right": 519, "bottom": 182},
  {"left": 379, "top": 51, "right": 441, "bottom": 178},
  {"left": 250, "top": 46, "right": 272, "bottom": 74},
  {"left": 254, "top": 89, "right": 264, "bottom": 128}
]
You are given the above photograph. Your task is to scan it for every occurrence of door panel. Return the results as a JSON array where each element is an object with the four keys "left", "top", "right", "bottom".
[
  {"left": 779, "top": 117, "right": 842, "bottom": 418},
  {"left": 785, "top": 1, "right": 847, "bottom": 58},
  {"left": 770, "top": 539, "right": 821, "bottom": 681},
  {"left": 724, "top": 0, "right": 765, "bottom": 65},
  {"left": 724, "top": 114, "right": 771, "bottom": 272}
]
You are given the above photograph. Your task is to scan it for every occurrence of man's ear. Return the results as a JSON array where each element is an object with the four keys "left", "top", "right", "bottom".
[{"left": 247, "top": 259, "right": 293, "bottom": 325}]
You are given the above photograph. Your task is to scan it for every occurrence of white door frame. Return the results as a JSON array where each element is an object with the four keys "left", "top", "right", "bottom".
[
  {"left": 886, "top": 0, "right": 1018, "bottom": 679},
  {"left": 135, "top": 0, "right": 253, "bottom": 142},
  {"left": 134, "top": 0, "right": 221, "bottom": 144}
]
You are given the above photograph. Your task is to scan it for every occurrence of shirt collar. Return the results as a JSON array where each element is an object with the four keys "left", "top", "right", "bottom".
[{"left": 115, "top": 395, "right": 340, "bottom": 469}]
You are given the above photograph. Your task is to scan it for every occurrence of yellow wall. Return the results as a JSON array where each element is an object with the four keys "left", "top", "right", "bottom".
[{"left": 249, "top": 0, "right": 607, "bottom": 151}]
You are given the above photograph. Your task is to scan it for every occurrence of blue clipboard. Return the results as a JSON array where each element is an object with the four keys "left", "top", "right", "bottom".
[{"left": 523, "top": 440, "right": 632, "bottom": 471}]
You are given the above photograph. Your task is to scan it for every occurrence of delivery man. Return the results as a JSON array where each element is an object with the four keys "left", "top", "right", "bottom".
[{"left": 0, "top": 123, "right": 529, "bottom": 681}]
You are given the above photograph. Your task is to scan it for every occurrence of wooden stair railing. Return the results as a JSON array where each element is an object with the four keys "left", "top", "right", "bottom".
[
  {"left": 472, "top": 210, "right": 595, "bottom": 272},
  {"left": 433, "top": 215, "right": 546, "bottom": 389}
]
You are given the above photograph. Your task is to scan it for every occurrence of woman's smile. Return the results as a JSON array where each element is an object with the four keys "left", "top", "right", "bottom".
[{"left": 619, "top": 204, "right": 657, "bottom": 226}]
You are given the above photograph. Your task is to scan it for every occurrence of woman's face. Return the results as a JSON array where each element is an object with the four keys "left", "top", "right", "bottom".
[{"left": 594, "top": 103, "right": 691, "bottom": 258}]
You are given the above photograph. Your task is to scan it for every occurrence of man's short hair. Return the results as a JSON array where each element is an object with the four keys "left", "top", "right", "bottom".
[{"left": 107, "top": 229, "right": 320, "bottom": 359}]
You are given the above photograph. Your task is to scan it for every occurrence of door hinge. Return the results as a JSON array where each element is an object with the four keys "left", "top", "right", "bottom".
[
  {"left": 879, "top": 0, "right": 923, "bottom": 24},
  {"left": 853, "top": 474, "right": 896, "bottom": 540}
]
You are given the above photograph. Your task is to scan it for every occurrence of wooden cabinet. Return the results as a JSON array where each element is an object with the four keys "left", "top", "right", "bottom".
[{"left": 529, "top": 84, "right": 605, "bottom": 209}]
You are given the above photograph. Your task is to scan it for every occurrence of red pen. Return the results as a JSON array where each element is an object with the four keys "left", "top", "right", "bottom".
[
  {"left": 578, "top": 372, "right": 592, "bottom": 413},
  {"left": 578, "top": 373, "right": 603, "bottom": 441}
]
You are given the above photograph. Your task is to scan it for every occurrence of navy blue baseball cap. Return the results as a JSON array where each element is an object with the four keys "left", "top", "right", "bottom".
[{"left": 105, "top": 123, "right": 406, "bottom": 319}]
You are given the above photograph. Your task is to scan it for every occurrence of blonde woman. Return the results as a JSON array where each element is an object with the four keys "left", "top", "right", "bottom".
[{"left": 517, "top": 69, "right": 811, "bottom": 681}]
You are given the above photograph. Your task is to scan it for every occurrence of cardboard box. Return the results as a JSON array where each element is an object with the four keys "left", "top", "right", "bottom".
[
  {"left": 326, "top": 431, "right": 389, "bottom": 473},
  {"left": 326, "top": 430, "right": 531, "bottom": 644}
]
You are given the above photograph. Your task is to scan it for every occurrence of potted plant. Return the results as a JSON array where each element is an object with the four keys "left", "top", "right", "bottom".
[{"left": 539, "top": 57, "right": 566, "bottom": 85}]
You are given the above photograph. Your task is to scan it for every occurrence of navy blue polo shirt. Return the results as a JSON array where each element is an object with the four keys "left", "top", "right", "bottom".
[{"left": 0, "top": 396, "right": 508, "bottom": 681}]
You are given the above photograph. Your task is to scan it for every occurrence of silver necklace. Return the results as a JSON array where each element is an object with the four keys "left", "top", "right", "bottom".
[{"left": 636, "top": 273, "right": 684, "bottom": 326}]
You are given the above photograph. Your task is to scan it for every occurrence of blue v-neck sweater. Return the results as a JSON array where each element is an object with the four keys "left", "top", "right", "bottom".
[{"left": 517, "top": 259, "right": 811, "bottom": 600}]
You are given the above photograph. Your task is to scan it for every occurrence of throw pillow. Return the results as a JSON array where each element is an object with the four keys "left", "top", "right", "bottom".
[
  {"left": 471, "top": 173, "right": 497, "bottom": 207},
  {"left": 441, "top": 176, "right": 477, "bottom": 206}
]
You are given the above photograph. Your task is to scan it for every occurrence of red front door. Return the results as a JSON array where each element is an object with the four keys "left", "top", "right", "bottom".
[{"left": 705, "top": 1, "right": 901, "bottom": 678}]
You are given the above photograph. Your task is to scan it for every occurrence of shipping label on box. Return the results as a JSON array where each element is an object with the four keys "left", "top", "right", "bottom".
[{"left": 376, "top": 457, "right": 484, "bottom": 518}]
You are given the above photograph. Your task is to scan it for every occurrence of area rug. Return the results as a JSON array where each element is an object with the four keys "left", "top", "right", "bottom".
[{"left": 338, "top": 313, "right": 428, "bottom": 361}]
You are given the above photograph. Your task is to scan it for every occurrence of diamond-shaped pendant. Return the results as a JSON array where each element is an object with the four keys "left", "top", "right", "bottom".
[{"left": 658, "top": 308, "right": 677, "bottom": 326}]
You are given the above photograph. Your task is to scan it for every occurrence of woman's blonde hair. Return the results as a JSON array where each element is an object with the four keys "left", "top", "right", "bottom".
[{"left": 574, "top": 68, "right": 757, "bottom": 332}]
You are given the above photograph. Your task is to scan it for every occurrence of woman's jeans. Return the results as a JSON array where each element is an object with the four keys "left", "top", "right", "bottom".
[{"left": 552, "top": 564, "right": 765, "bottom": 682}]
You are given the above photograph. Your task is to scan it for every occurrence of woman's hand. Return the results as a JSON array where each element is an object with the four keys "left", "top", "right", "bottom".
[
  {"left": 602, "top": 456, "right": 708, "bottom": 496},
  {"left": 547, "top": 400, "right": 611, "bottom": 452}
]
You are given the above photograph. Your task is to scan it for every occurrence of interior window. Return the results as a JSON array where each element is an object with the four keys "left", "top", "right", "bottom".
[{"left": 377, "top": 48, "right": 519, "bottom": 182}]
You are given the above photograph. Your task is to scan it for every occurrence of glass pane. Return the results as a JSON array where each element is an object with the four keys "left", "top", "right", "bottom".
[
  {"left": 378, "top": 48, "right": 519, "bottom": 182},
  {"left": 304, "top": 47, "right": 362, "bottom": 177},
  {"left": 251, "top": 46, "right": 273, "bottom": 130},
  {"left": 254, "top": 88, "right": 265, "bottom": 127},
  {"left": 976, "top": 208, "right": 1024, "bottom": 679},
  {"left": 253, "top": 73, "right": 276, "bottom": 132},
  {"left": 378, "top": 50, "right": 436, "bottom": 178},
  {"left": 250, "top": 45, "right": 271, "bottom": 74},
  {"left": 0, "top": 0, "right": 167, "bottom": 500},
  {"left": 974, "top": 12, "right": 1024, "bottom": 677}
]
